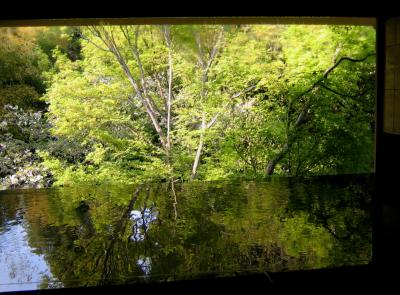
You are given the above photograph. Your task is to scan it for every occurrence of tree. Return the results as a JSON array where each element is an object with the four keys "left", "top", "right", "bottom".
[
  {"left": 0, "top": 28, "right": 53, "bottom": 189},
  {"left": 265, "top": 25, "right": 375, "bottom": 176},
  {"left": 77, "top": 25, "right": 174, "bottom": 161},
  {"left": 38, "top": 24, "right": 375, "bottom": 186},
  {"left": 41, "top": 45, "right": 170, "bottom": 185}
]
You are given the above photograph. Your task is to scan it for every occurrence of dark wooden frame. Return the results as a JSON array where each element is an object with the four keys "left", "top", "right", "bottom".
[{"left": 0, "top": 15, "right": 395, "bottom": 292}]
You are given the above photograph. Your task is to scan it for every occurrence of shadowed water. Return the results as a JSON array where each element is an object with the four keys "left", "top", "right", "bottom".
[{"left": 0, "top": 175, "right": 373, "bottom": 291}]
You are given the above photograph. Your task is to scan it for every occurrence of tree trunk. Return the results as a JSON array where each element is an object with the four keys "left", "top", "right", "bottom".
[
  {"left": 266, "top": 99, "right": 310, "bottom": 176},
  {"left": 190, "top": 28, "right": 224, "bottom": 180},
  {"left": 164, "top": 25, "right": 173, "bottom": 163},
  {"left": 90, "top": 26, "right": 169, "bottom": 154},
  {"left": 266, "top": 143, "right": 291, "bottom": 175},
  {"left": 191, "top": 113, "right": 206, "bottom": 180},
  {"left": 109, "top": 43, "right": 168, "bottom": 151}
]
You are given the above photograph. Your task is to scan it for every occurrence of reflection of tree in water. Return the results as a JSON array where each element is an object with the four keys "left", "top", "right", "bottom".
[
  {"left": 91, "top": 185, "right": 160, "bottom": 282},
  {"left": 0, "top": 176, "right": 373, "bottom": 290},
  {"left": 130, "top": 206, "right": 158, "bottom": 242},
  {"left": 97, "top": 186, "right": 143, "bottom": 283},
  {"left": 136, "top": 257, "right": 151, "bottom": 276},
  {"left": 129, "top": 195, "right": 158, "bottom": 277},
  {"left": 0, "top": 192, "right": 59, "bottom": 291},
  {"left": 284, "top": 175, "right": 373, "bottom": 265},
  {"left": 87, "top": 177, "right": 372, "bottom": 280}
]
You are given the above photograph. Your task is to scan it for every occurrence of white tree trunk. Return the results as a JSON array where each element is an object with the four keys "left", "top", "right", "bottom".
[{"left": 191, "top": 113, "right": 206, "bottom": 180}]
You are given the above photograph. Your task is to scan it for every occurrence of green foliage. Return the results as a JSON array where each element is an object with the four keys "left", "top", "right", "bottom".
[
  {"left": 1, "top": 24, "right": 376, "bottom": 188},
  {"left": 36, "top": 26, "right": 82, "bottom": 62},
  {"left": 281, "top": 213, "right": 334, "bottom": 262},
  {"left": 0, "top": 28, "right": 54, "bottom": 189},
  {"left": 0, "top": 105, "right": 52, "bottom": 189},
  {"left": 40, "top": 45, "right": 173, "bottom": 185}
]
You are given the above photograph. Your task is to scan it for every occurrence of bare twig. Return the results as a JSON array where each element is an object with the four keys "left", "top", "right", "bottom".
[
  {"left": 206, "top": 84, "right": 256, "bottom": 129},
  {"left": 266, "top": 52, "right": 375, "bottom": 176},
  {"left": 292, "top": 52, "right": 375, "bottom": 103}
]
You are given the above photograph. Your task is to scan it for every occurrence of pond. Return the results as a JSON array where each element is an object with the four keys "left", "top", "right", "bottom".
[{"left": 0, "top": 174, "right": 373, "bottom": 292}]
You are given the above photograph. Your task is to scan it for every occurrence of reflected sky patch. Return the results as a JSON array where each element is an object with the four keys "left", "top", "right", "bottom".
[
  {"left": 130, "top": 207, "right": 158, "bottom": 242},
  {"left": 136, "top": 257, "right": 151, "bottom": 276},
  {"left": 0, "top": 218, "right": 55, "bottom": 292}
]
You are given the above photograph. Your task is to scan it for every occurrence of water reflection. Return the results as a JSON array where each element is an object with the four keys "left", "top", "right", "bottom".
[
  {"left": 130, "top": 206, "right": 158, "bottom": 242},
  {"left": 136, "top": 257, "right": 152, "bottom": 276},
  {"left": 0, "top": 217, "right": 57, "bottom": 291},
  {"left": 0, "top": 175, "right": 373, "bottom": 291}
]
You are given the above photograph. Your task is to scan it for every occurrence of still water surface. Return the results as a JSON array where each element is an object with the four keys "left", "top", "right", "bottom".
[{"left": 0, "top": 175, "right": 373, "bottom": 291}]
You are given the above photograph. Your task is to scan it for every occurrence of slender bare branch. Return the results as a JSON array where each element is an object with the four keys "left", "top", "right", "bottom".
[
  {"left": 163, "top": 25, "right": 173, "bottom": 155},
  {"left": 78, "top": 29, "right": 109, "bottom": 52},
  {"left": 294, "top": 100, "right": 311, "bottom": 127},
  {"left": 206, "top": 84, "right": 257, "bottom": 129},
  {"left": 266, "top": 52, "right": 375, "bottom": 176},
  {"left": 319, "top": 83, "right": 371, "bottom": 98},
  {"left": 131, "top": 26, "right": 148, "bottom": 91},
  {"left": 193, "top": 31, "right": 206, "bottom": 69},
  {"left": 122, "top": 26, "right": 163, "bottom": 121},
  {"left": 204, "top": 27, "right": 224, "bottom": 77},
  {"left": 154, "top": 74, "right": 167, "bottom": 101},
  {"left": 91, "top": 26, "right": 167, "bottom": 150},
  {"left": 191, "top": 112, "right": 206, "bottom": 180},
  {"left": 323, "top": 53, "right": 375, "bottom": 78},
  {"left": 292, "top": 52, "right": 375, "bottom": 104}
]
